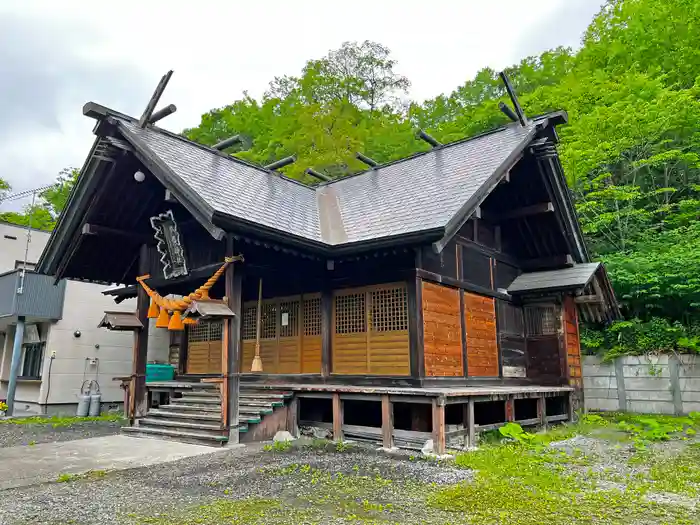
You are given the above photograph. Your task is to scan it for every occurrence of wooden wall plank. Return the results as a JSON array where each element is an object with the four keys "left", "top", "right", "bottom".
[
  {"left": 332, "top": 283, "right": 410, "bottom": 376},
  {"left": 301, "top": 336, "right": 322, "bottom": 374},
  {"left": 422, "top": 282, "right": 464, "bottom": 377},
  {"left": 464, "top": 292, "right": 499, "bottom": 377}
]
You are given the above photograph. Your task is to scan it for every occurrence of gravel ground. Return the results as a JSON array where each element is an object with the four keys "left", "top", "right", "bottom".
[
  {"left": 0, "top": 419, "right": 125, "bottom": 448},
  {"left": 1, "top": 425, "right": 699, "bottom": 524},
  {"left": 0, "top": 441, "right": 472, "bottom": 525}
]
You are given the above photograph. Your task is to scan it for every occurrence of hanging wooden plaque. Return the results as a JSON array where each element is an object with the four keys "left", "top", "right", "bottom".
[{"left": 150, "top": 209, "right": 188, "bottom": 279}]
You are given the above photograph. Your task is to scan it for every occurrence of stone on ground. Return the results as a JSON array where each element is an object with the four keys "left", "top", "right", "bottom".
[{"left": 273, "top": 430, "right": 295, "bottom": 442}]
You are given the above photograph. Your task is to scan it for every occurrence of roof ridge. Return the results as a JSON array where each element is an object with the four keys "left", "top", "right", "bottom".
[{"left": 112, "top": 108, "right": 565, "bottom": 194}]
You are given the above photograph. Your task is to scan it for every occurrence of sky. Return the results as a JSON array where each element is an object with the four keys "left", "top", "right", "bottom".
[{"left": 0, "top": 0, "right": 603, "bottom": 210}]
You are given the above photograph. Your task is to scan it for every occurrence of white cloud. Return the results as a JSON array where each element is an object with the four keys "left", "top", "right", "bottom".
[{"left": 0, "top": 0, "right": 603, "bottom": 210}]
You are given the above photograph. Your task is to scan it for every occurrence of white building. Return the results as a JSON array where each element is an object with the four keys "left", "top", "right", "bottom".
[{"left": 0, "top": 221, "right": 168, "bottom": 415}]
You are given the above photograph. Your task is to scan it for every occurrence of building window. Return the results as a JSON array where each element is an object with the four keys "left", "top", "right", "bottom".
[
  {"left": 525, "top": 306, "right": 559, "bottom": 336},
  {"left": 20, "top": 342, "right": 45, "bottom": 378}
]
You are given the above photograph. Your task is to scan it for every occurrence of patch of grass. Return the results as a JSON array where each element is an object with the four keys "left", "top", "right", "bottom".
[
  {"left": 262, "top": 440, "right": 292, "bottom": 452},
  {"left": 432, "top": 442, "right": 691, "bottom": 524},
  {"left": 0, "top": 414, "right": 123, "bottom": 428},
  {"left": 136, "top": 499, "right": 317, "bottom": 524},
  {"left": 56, "top": 470, "right": 109, "bottom": 483},
  {"left": 335, "top": 440, "right": 354, "bottom": 452},
  {"left": 57, "top": 473, "right": 78, "bottom": 483},
  {"left": 302, "top": 437, "right": 331, "bottom": 450},
  {"left": 639, "top": 443, "right": 700, "bottom": 497}
]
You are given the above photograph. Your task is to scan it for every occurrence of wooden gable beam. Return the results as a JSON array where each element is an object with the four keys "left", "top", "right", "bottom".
[
  {"left": 521, "top": 254, "right": 574, "bottom": 271},
  {"left": 493, "top": 202, "right": 553, "bottom": 221},
  {"left": 81, "top": 223, "right": 153, "bottom": 245},
  {"left": 574, "top": 295, "right": 603, "bottom": 304}
]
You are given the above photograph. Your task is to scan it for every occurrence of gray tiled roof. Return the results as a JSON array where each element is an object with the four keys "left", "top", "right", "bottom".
[
  {"left": 119, "top": 120, "right": 322, "bottom": 242},
  {"left": 507, "top": 263, "right": 601, "bottom": 293},
  {"left": 118, "top": 118, "right": 538, "bottom": 247},
  {"left": 329, "top": 123, "right": 535, "bottom": 243}
]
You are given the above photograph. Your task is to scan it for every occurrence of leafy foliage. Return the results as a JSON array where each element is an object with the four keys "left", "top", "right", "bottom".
[
  {"left": 498, "top": 422, "right": 540, "bottom": 445},
  {"left": 0, "top": 168, "right": 78, "bottom": 231}
]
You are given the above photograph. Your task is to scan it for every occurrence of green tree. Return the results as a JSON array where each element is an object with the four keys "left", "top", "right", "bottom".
[
  {"left": 578, "top": 0, "right": 700, "bottom": 89},
  {"left": 0, "top": 168, "right": 78, "bottom": 231},
  {"left": 186, "top": 41, "right": 417, "bottom": 182}
]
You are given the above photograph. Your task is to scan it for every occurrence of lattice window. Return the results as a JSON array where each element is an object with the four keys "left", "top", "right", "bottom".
[
  {"left": 242, "top": 304, "right": 257, "bottom": 341},
  {"left": 498, "top": 301, "right": 524, "bottom": 337},
  {"left": 335, "top": 293, "right": 366, "bottom": 334},
  {"left": 188, "top": 321, "right": 210, "bottom": 343},
  {"left": 261, "top": 302, "right": 277, "bottom": 339},
  {"left": 525, "top": 305, "right": 559, "bottom": 336},
  {"left": 187, "top": 319, "right": 223, "bottom": 342},
  {"left": 303, "top": 297, "right": 321, "bottom": 336},
  {"left": 280, "top": 300, "right": 300, "bottom": 338},
  {"left": 209, "top": 320, "right": 223, "bottom": 340},
  {"left": 370, "top": 286, "right": 408, "bottom": 332}
]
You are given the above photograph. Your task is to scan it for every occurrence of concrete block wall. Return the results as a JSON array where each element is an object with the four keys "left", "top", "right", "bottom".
[{"left": 584, "top": 354, "right": 700, "bottom": 415}]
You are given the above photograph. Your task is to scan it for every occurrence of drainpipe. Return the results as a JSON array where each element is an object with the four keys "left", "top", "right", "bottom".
[{"left": 6, "top": 316, "right": 26, "bottom": 416}]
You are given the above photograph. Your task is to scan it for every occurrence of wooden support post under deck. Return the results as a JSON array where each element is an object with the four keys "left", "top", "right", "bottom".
[
  {"left": 381, "top": 394, "right": 394, "bottom": 449},
  {"left": 132, "top": 244, "right": 150, "bottom": 418},
  {"left": 505, "top": 397, "right": 515, "bottom": 422},
  {"left": 568, "top": 392, "right": 575, "bottom": 423},
  {"left": 286, "top": 396, "right": 299, "bottom": 437},
  {"left": 467, "top": 398, "right": 476, "bottom": 448},
  {"left": 537, "top": 396, "right": 546, "bottom": 428},
  {"left": 332, "top": 393, "right": 343, "bottom": 441},
  {"left": 225, "top": 234, "right": 242, "bottom": 442},
  {"left": 432, "top": 397, "right": 446, "bottom": 455}
]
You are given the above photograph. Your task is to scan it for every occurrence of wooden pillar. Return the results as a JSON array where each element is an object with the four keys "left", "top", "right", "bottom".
[
  {"left": 466, "top": 398, "right": 475, "bottom": 448},
  {"left": 286, "top": 396, "right": 299, "bottom": 437},
  {"left": 505, "top": 397, "right": 515, "bottom": 422},
  {"left": 537, "top": 396, "right": 546, "bottom": 428},
  {"left": 381, "top": 395, "right": 393, "bottom": 449},
  {"left": 321, "top": 288, "right": 332, "bottom": 377},
  {"left": 568, "top": 392, "right": 575, "bottom": 423},
  {"left": 133, "top": 244, "right": 150, "bottom": 418},
  {"left": 407, "top": 274, "right": 424, "bottom": 380},
  {"left": 224, "top": 234, "right": 242, "bottom": 442},
  {"left": 432, "top": 397, "right": 446, "bottom": 455},
  {"left": 332, "top": 393, "right": 343, "bottom": 441}
]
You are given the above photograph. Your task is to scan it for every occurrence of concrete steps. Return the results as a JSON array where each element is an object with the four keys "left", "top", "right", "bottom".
[
  {"left": 122, "top": 425, "right": 229, "bottom": 446},
  {"left": 123, "top": 384, "right": 294, "bottom": 446},
  {"left": 171, "top": 397, "right": 221, "bottom": 406},
  {"left": 139, "top": 418, "right": 224, "bottom": 433},
  {"left": 158, "top": 404, "right": 221, "bottom": 413},
  {"left": 147, "top": 409, "right": 222, "bottom": 422}
]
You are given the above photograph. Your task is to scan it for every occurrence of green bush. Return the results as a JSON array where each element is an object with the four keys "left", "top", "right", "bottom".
[{"left": 581, "top": 317, "right": 700, "bottom": 361}]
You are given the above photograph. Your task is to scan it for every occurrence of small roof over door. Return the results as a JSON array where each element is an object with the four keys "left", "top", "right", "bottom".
[{"left": 507, "top": 262, "right": 620, "bottom": 323}]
